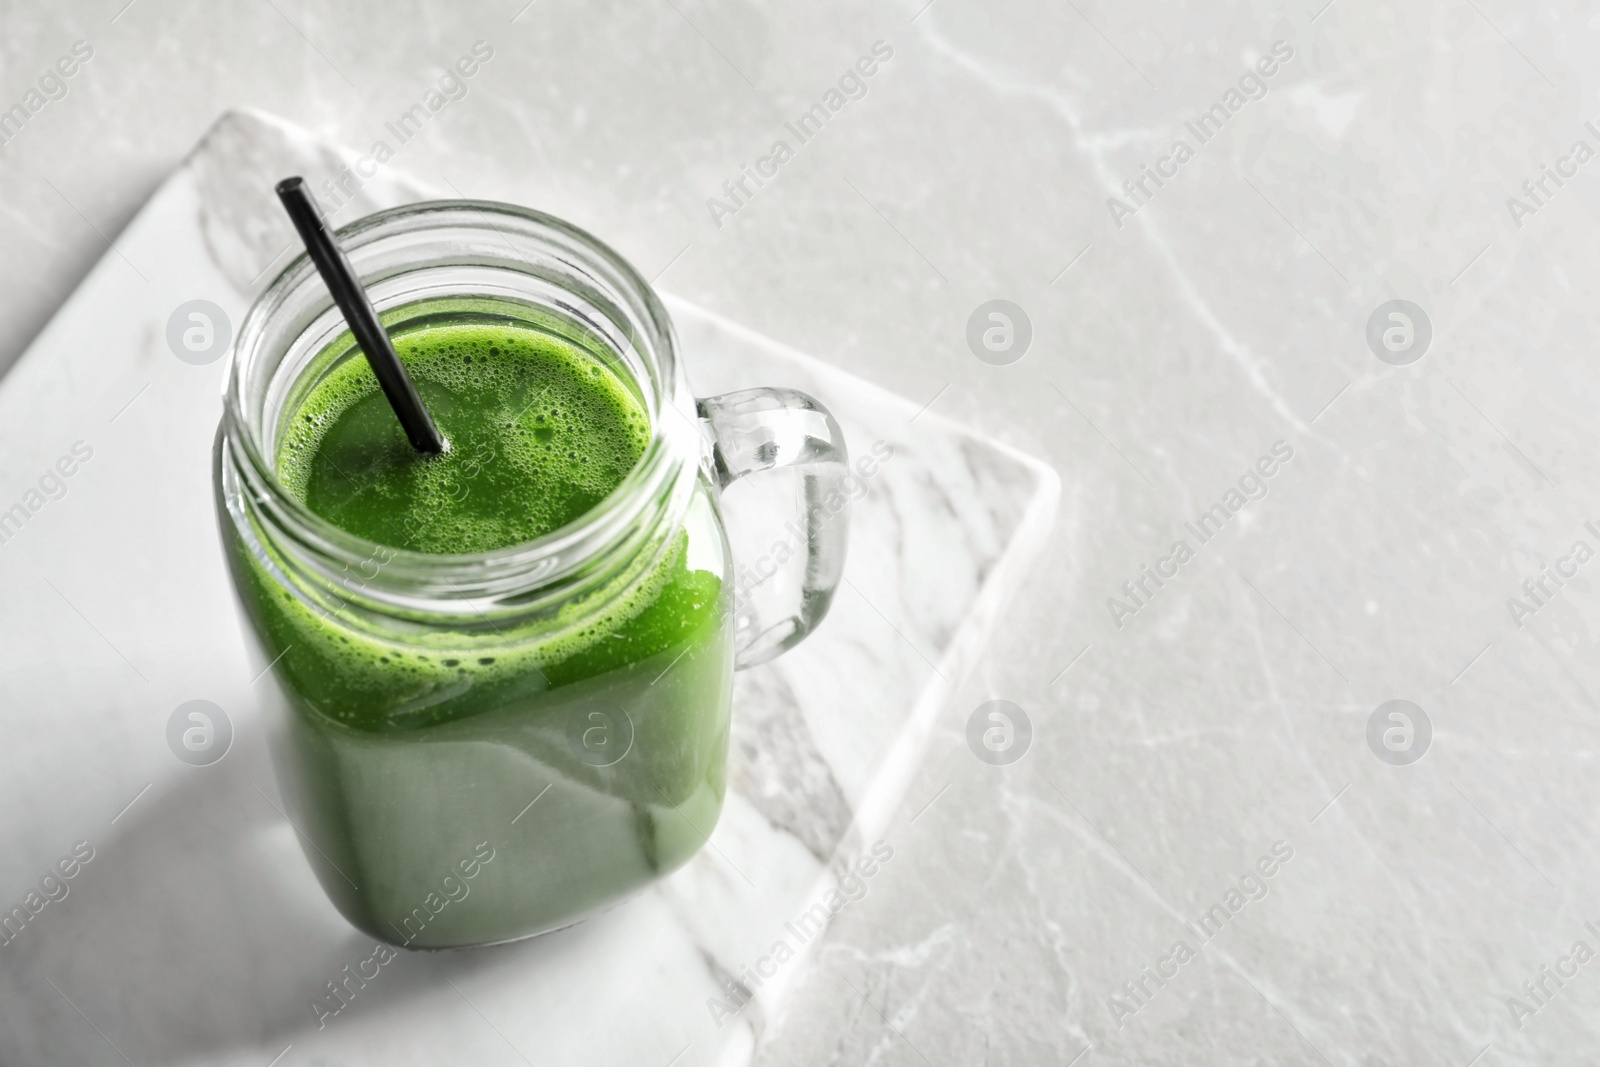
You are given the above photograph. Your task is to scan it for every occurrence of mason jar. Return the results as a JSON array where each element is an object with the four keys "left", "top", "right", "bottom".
[{"left": 214, "top": 200, "right": 849, "bottom": 948}]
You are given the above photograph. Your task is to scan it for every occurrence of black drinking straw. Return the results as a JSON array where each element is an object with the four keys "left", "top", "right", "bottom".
[{"left": 274, "top": 176, "right": 446, "bottom": 456}]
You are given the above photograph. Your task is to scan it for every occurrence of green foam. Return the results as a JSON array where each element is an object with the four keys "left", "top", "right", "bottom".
[
  {"left": 248, "top": 318, "right": 723, "bottom": 732},
  {"left": 278, "top": 320, "right": 651, "bottom": 554}
]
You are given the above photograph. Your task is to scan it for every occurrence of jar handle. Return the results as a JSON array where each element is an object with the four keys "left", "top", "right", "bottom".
[{"left": 697, "top": 387, "right": 851, "bottom": 669}]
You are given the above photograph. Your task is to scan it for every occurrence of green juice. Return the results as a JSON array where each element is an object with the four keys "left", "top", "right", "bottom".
[{"left": 226, "top": 314, "right": 733, "bottom": 948}]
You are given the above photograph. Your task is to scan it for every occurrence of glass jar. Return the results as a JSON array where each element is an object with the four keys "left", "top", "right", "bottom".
[{"left": 215, "top": 201, "right": 848, "bottom": 948}]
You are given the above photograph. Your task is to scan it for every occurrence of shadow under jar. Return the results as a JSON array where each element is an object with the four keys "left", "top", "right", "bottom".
[{"left": 215, "top": 201, "right": 849, "bottom": 948}]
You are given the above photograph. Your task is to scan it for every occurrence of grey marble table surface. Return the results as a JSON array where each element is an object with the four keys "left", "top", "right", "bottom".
[{"left": 2, "top": 2, "right": 1600, "bottom": 1065}]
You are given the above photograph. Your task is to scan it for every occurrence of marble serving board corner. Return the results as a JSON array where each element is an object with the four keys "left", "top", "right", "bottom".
[{"left": 0, "top": 110, "right": 1056, "bottom": 1067}]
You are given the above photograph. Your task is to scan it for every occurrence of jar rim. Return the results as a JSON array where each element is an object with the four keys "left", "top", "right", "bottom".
[{"left": 220, "top": 198, "right": 701, "bottom": 607}]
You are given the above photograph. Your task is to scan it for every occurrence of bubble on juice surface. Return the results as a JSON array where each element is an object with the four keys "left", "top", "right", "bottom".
[{"left": 276, "top": 321, "right": 650, "bottom": 553}]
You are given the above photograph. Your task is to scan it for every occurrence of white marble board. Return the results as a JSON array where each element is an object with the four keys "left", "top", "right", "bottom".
[{"left": 0, "top": 110, "right": 1055, "bottom": 1067}]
